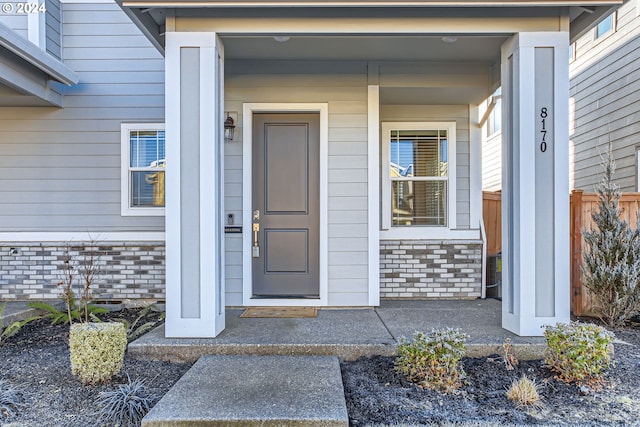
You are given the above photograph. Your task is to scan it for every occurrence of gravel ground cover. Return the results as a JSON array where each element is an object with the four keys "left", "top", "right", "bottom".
[{"left": 1, "top": 307, "right": 640, "bottom": 426}]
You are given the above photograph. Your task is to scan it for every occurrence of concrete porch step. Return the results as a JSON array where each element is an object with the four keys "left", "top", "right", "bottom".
[
  {"left": 128, "top": 302, "right": 547, "bottom": 363},
  {"left": 142, "top": 355, "right": 349, "bottom": 427}
]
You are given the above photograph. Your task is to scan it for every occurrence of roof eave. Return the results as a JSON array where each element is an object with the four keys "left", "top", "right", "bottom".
[{"left": 0, "top": 21, "right": 78, "bottom": 86}]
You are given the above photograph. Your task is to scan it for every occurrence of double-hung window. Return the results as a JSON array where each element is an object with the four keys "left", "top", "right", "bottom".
[
  {"left": 382, "top": 122, "right": 456, "bottom": 234},
  {"left": 121, "top": 123, "right": 166, "bottom": 216}
]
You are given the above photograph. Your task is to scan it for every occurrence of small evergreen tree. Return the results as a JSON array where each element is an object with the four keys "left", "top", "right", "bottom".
[{"left": 581, "top": 151, "right": 640, "bottom": 327}]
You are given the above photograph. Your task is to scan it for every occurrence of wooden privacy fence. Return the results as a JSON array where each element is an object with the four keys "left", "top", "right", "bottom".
[
  {"left": 570, "top": 190, "right": 640, "bottom": 316},
  {"left": 482, "top": 190, "right": 640, "bottom": 316},
  {"left": 482, "top": 191, "right": 502, "bottom": 256}
]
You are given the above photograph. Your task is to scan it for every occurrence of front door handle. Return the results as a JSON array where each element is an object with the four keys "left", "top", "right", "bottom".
[{"left": 252, "top": 210, "right": 260, "bottom": 258}]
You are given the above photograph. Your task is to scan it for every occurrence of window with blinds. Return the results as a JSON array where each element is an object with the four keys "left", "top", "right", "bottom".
[
  {"left": 130, "top": 130, "right": 166, "bottom": 207},
  {"left": 389, "top": 129, "right": 448, "bottom": 226},
  {"left": 121, "top": 123, "right": 165, "bottom": 216}
]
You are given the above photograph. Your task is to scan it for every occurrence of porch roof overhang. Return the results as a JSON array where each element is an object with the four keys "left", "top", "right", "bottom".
[
  {"left": 118, "top": 0, "right": 623, "bottom": 54},
  {"left": 0, "top": 22, "right": 79, "bottom": 107}
]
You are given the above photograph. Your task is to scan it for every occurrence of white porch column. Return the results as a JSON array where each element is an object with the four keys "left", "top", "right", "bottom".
[
  {"left": 501, "top": 32, "right": 570, "bottom": 336},
  {"left": 165, "top": 33, "right": 225, "bottom": 338}
]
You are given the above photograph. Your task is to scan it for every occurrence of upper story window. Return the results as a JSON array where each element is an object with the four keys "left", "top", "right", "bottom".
[
  {"left": 595, "top": 13, "right": 616, "bottom": 39},
  {"left": 381, "top": 122, "right": 456, "bottom": 236},
  {"left": 121, "top": 123, "right": 166, "bottom": 216}
]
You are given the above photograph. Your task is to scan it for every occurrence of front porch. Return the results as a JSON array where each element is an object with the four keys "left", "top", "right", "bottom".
[{"left": 129, "top": 299, "right": 545, "bottom": 362}]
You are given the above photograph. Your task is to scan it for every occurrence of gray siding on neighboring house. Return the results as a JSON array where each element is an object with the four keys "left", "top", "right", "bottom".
[
  {"left": 46, "top": 0, "right": 62, "bottom": 60},
  {"left": 0, "top": 2, "right": 165, "bottom": 231},
  {"left": 224, "top": 61, "right": 371, "bottom": 306},
  {"left": 0, "top": 11, "right": 28, "bottom": 38},
  {"left": 570, "top": 0, "right": 640, "bottom": 192},
  {"left": 380, "top": 104, "right": 472, "bottom": 229},
  {"left": 482, "top": 132, "right": 501, "bottom": 191}
]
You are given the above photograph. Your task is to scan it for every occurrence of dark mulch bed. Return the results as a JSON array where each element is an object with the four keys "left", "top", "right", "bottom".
[
  {"left": 342, "top": 326, "right": 640, "bottom": 426},
  {"left": 2, "top": 307, "right": 640, "bottom": 426},
  {"left": 0, "top": 308, "right": 192, "bottom": 427}
]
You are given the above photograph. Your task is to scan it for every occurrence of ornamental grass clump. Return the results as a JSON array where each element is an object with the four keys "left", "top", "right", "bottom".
[
  {"left": 95, "top": 376, "right": 156, "bottom": 427},
  {"left": 395, "top": 328, "right": 467, "bottom": 393},
  {"left": 506, "top": 376, "right": 541, "bottom": 408},
  {"left": 70, "top": 322, "right": 127, "bottom": 385},
  {"left": 0, "top": 381, "right": 23, "bottom": 419},
  {"left": 543, "top": 322, "right": 614, "bottom": 385}
]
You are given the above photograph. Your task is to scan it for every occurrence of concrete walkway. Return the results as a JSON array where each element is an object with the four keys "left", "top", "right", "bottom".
[
  {"left": 129, "top": 299, "right": 546, "bottom": 362},
  {"left": 142, "top": 355, "right": 349, "bottom": 427}
]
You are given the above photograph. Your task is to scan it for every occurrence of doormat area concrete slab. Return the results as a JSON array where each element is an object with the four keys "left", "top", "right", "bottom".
[
  {"left": 240, "top": 306, "right": 318, "bottom": 318},
  {"left": 142, "top": 355, "right": 348, "bottom": 426}
]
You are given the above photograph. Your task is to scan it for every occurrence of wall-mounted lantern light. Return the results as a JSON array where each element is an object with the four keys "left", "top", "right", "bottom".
[{"left": 224, "top": 113, "right": 236, "bottom": 142}]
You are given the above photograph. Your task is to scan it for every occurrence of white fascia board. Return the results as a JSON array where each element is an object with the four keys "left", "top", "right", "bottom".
[{"left": 0, "top": 21, "right": 78, "bottom": 85}]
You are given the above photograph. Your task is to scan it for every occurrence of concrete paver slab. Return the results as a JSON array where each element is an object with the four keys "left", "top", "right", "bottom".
[
  {"left": 129, "top": 309, "right": 396, "bottom": 362},
  {"left": 129, "top": 300, "right": 547, "bottom": 362},
  {"left": 142, "top": 355, "right": 348, "bottom": 427},
  {"left": 376, "top": 299, "right": 546, "bottom": 359},
  {"left": 0, "top": 301, "right": 50, "bottom": 325}
]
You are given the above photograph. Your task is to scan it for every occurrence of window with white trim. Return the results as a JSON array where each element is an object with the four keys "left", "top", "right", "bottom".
[
  {"left": 121, "top": 123, "right": 166, "bottom": 216},
  {"left": 595, "top": 13, "right": 616, "bottom": 39},
  {"left": 382, "top": 122, "right": 456, "bottom": 232}
]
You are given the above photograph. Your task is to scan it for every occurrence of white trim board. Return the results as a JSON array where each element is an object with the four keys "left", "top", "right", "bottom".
[
  {"left": 367, "top": 85, "right": 380, "bottom": 306},
  {"left": 0, "top": 232, "right": 165, "bottom": 242},
  {"left": 242, "top": 103, "right": 329, "bottom": 307}
]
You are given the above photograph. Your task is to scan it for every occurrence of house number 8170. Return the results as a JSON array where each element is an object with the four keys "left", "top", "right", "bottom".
[{"left": 539, "top": 107, "right": 548, "bottom": 153}]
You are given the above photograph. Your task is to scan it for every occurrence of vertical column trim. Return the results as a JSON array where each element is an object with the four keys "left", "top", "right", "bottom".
[
  {"left": 165, "top": 32, "right": 224, "bottom": 338},
  {"left": 368, "top": 85, "right": 380, "bottom": 306},
  {"left": 501, "top": 31, "right": 571, "bottom": 336},
  {"left": 27, "top": 10, "right": 46, "bottom": 48}
]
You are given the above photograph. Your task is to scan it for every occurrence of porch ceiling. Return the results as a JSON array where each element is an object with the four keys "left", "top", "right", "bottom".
[
  {"left": 222, "top": 35, "right": 506, "bottom": 62},
  {"left": 223, "top": 35, "right": 503, "bottom": 104}
]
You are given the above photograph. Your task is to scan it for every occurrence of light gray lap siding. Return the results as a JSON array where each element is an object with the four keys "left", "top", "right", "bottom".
[
  {"left": 0, "top": 2, "right": 165, "bottom": 232},
  {"left": 46, "top": 0, "right": 62, "bottom": 60},
  {"left": 0, "top": 14, "right": 27, "bottom": 39},
  {"left": 570, "top": 0, "right": 640, "bottom": 192},
  {"left": 223, "top": 62, "right": 371, "bottom": 306}
]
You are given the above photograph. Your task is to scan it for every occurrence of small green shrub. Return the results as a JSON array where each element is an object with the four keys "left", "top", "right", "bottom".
[
  {"left": 506, "top": 376, "right": 541, "bottom": 407},
  {"left": 543, "top": 322, "right": 615, "bottom": 384},
  {"left": 581, "top": 152, "right": 640, "bottom": 327},
  {"left": 0, "top": 381, "right": 23, "bottom": 418},
  {"left": 29, "top": 300, "right": 108, "bottom": 325},
  {"left": 95, "top": 375, "right": 156, "bottom": 427},
  {"left": 0, "top": 302, "right": 40, "bottom": 344},
  {"left": 395, "top": 328, "right": 467, "bottom": 393},
  {"left": 70, "top": 322, "right": 127, "bottom": 385}
]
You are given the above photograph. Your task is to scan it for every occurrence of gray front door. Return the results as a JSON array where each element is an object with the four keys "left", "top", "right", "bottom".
[{"left": 252, "top": 113, "right": 320, "bottom": 298}]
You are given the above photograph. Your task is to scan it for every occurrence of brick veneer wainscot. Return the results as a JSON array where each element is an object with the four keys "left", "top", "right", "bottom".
[
  {"left": 0, "top": 242, "right": 165, "bottom": 301},
  {"left": 380, "top": 240, "right": 482, "bottom": 299}
]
